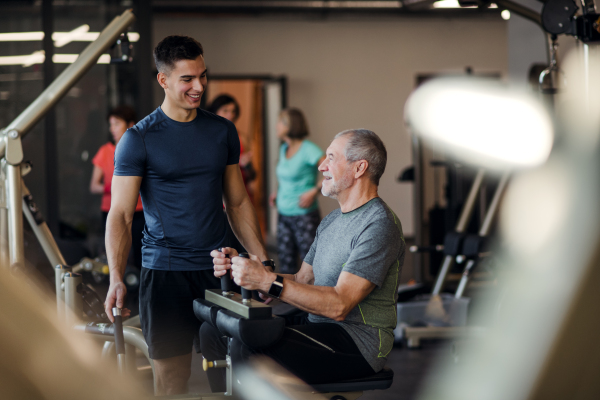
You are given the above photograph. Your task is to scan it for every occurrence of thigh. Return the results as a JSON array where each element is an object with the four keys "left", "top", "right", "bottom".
[
  {"left": 293, "top": 210, "right": 320, "bottom": 259},
  {"left": 246, "top": 323, "right": 374, "bottom": 384},
  {"left": 140, "top": 268, "right": 215, "bottom": 360}
]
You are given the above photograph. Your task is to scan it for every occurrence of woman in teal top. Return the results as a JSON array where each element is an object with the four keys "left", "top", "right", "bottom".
[{"left": 269, "top": 108, "right": 325, "bottom": 274}]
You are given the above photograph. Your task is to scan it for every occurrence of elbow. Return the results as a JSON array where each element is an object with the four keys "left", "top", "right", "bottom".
[
  {"left": 332, "top": 314, "right": 346, "bottom": 322},
  {"left": 331, "top": 305, "right": 351, "bottom": 322}
]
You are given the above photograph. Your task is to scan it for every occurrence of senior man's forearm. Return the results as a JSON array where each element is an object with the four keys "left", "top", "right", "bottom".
[{"left": 260, "top": 275, "right": 351, "bottom": 322}]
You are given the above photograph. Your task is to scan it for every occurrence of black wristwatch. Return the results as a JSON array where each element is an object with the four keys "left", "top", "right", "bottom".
[
  {"left": 268, "top": 275, "right": 284, "bottom": 298},
  {"left": 261, "top": 259, "right": 276, "bottom": 270}
]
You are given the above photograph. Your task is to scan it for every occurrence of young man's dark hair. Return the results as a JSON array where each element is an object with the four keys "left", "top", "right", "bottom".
[
  {"left": 108, "top": 105, "right": 137, "bottom": 125},
  {"left": 207, "top": 94, "right": 240, "bottom": 122},
  {"left": 153, "top": 35, "right": 204, "bottom": 74}
]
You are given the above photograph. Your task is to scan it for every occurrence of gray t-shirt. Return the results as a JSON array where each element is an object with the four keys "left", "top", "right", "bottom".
[{"left": 304, "top": 197, "right": 405, "bottom": 372}]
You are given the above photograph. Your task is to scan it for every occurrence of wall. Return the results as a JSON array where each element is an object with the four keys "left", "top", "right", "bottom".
[{"left": 154, "top": 14, "right": 509, "bottom": 236}]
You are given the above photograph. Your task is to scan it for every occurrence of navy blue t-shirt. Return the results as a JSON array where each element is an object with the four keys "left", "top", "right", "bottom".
[{"left": 114, "top": 107, "right": 240, "bottom": 271}]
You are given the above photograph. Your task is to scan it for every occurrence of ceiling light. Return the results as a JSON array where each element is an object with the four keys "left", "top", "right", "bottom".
[
  {"left": 53, "top": 24, "right": 90, "bottom": 48},
  {"left": 0, "top": 31, "right": 139, "bottom": 44}
]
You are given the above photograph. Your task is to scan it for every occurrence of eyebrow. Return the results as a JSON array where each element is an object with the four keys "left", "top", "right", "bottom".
[{"left": 180, "top": 69, "right": 207, "bottom": 79}]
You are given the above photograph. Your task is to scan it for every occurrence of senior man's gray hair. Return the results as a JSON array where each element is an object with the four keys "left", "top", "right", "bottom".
[{"left": 335, "top": 129, "right": 387, "bottom": 186}]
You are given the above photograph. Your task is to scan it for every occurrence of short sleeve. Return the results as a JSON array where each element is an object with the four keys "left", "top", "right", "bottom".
[
  {"left": 304, "top": 141, "right": 324, "bottom": 166},
  {"left": 226, "top": 121, "right": 241, "bottom": 165},
  {"left": 114, "top": 128, "right": 146, "bottom": 177},
  {"left": 342, "top": 219, "right": 402, "bottom": 288},
  {"left": 303, "top": 229, "right": 319, "bottom": 266},
  {"left": 91, "top": 145, "right": 106, "bottom": 168}
]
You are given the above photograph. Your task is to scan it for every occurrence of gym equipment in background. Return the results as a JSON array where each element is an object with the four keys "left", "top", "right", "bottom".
[
  {"left": 0, "top": 6, "right": 155, "bottom": 384},
  {"left": 399, "top": 171, "right": 509, "bottom": 347}
]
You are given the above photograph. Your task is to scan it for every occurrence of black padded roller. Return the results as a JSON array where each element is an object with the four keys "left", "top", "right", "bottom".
[
  {"left": 193, "top": 298, "right": 223, "bottom": 328},
  {"left": 216, "top": 309, "right": 285, "bottom": 349}
]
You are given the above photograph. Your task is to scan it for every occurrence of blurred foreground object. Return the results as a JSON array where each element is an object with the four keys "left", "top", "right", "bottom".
[
  {"left": 410, "top": 49, "right": 600, "bottom": 400},
  {"left": 405, "top": 77, "right": 554, "bottom": 171},
  {"left": 236, "top": 356, "right": 327, "bottom": 400},
  {"left": 0, "top": 270, "right": 144, "bottom": 400}
]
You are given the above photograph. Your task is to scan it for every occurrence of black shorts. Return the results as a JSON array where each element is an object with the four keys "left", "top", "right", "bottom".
[{"left": 139, "top": 267, "right": 221, "bottom": 360}]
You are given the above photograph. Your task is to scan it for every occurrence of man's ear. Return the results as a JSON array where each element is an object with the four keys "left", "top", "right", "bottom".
[
  {"left": 354, "top": 160, "right": 368, "bottom": 179},
  {"left": 157, "top": 72, "right": 168, "bottom": 89}
]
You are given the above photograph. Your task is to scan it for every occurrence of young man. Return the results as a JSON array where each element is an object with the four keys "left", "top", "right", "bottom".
[
  {"left": 103, "top": 36, "right": 270, "bottom": 395},
  {"left": 204, "top": 129, "right": 405, "bottom": 391}
]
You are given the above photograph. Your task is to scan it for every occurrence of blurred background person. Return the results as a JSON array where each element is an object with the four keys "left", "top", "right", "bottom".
[
  {"left": 90, "top": 105, "right": 144, "bottom": 269},
  {"left": 269, "top": 108, "right": 325, "bottom": 274},
  {"left": 207, "top": 94, "right": 256, "bottom": 198}
]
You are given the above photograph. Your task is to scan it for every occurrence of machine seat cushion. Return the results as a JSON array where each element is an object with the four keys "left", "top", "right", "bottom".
[{"left": 309, "top": 367, "right": 394, "bottom": 393}]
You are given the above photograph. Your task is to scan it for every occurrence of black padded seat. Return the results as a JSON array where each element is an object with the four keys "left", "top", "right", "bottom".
[{"left": 309, "top": 367, "right": 394, "bottom": 393}]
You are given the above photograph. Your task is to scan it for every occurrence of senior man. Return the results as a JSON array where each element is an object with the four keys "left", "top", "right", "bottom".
[{"left": 202, "top": 129, "right": 405, "bottom": 391}]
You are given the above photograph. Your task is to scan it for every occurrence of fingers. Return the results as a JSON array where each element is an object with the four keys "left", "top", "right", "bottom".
[
  {"left": 213, "top": 268, "right": 228, "bottom": 278},
  {"left": 258, "top": 292, "right": 273, "bottom": 305},
  {"left": 104, "top": 283, "right": 127, "bottom": 323},
  {"left": 220, "top": 247, "right": 239, "bottom": 258}
]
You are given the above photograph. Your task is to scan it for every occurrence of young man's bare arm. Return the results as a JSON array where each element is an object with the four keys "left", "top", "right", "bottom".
[
  {"left": 222, "top": 164, "right": 268, "bottom": 261},
  {"left": 104, "top": 175, "right": 142, "bottom": 321}
]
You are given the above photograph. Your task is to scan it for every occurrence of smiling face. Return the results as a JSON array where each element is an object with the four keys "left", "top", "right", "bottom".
[
  {"left": 158, "top": 55, "right": 207, "bottom": 112},
  {"left": 319, "top": 136, "right": 355, "bottom": 199}
]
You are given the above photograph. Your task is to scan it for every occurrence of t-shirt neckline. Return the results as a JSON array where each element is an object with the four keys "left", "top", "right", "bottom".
[
  {"left": 157, "top": 106, "right": 200, "bottom": 126},
  {"left": 341, "top": 197, "right": 380, "bottom": 215}
]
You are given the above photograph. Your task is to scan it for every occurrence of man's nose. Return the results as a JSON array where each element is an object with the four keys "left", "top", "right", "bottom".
[
  {"left": 318, "top": 159, "right": 327, "bottom": 171},
  {"left": 194, "top": 79, "right": 204, "bottom": 92}
]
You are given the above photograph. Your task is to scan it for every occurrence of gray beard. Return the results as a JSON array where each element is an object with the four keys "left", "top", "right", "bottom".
[{"left": 322, "top": 173, "right": 353, "bottom": 199}]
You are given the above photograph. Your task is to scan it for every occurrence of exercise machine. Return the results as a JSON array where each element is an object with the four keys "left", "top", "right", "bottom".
[
  {"left": 400, "top": 171, "right": 509, "bottom": 347},
  {"left": 195, "top": 252, "right": 394, "bottom": 400}
]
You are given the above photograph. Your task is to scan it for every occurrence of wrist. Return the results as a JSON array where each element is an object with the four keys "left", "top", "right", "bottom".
[
  {"left": 109, "top": 271, "right": 124, "bottom": 284},
  {"left": 261, "top": 259, "right": 276, "bottom": 272},
  {"left": 263, "top": 272, "right": 278, "bottom": 293}
]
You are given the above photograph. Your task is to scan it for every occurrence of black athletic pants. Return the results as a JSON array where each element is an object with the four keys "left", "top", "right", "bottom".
[{"left": 199, "top": 313, "right": 375, "bottom": 392}]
